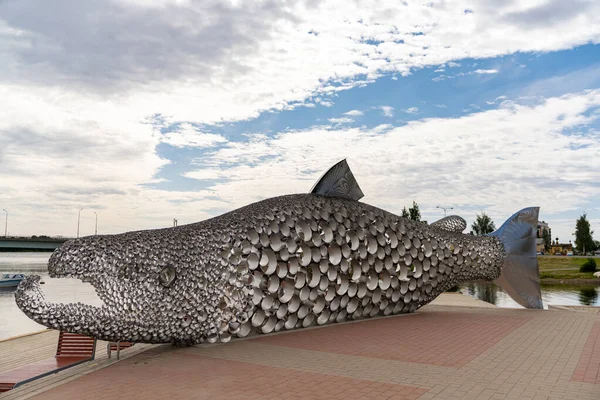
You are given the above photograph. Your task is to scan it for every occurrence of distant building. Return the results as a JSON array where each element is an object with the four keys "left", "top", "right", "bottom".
[
  {"left": 550, "top": 239, "right": 573, "bottom": 255},
  {"left": 536, "top": 221, "right": 551, "bottom": 253}
]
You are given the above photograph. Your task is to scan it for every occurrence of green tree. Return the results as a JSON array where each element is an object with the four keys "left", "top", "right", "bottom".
[
  {"left": 542, "top": 228, "right": 551, "bottom": 252},
  {"left": 471, "top": 212, "right": 496, "bottom": 235},
  {"left": 579, "top": 258, "right": 597, "bottom": 273},
  {"left": 401, "top": 207, "right": 409, "bottom": 218},
  {"left": 408, "top": 201, "right": 421, "bottom": 222},
  {"left": 574, "top": 213, "right": 595, "bottom": 254}
]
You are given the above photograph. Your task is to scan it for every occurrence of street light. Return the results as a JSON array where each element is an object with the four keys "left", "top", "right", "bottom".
[
  {"left": 93, "top": 212, "right": 98, "bottom": 235},
  {"left": 77, "top": 208, "right": 83, "bottom": 238},
  {"left": 2, "top": 209, "right": 7, "bottom": 237},
  {"left": 436, "top": 205, "right": 453, "bottom": 217}
]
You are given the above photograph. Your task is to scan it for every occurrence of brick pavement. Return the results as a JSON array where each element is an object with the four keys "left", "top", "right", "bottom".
[
  {"left": 259, "top": 312, "right": 531, "bottom": 367},
  {"left": 573, "top": 321, "right": 600, "bottom": 384},
  {"left": 12, "top": 304, "right": 600, "bottom": 400}
]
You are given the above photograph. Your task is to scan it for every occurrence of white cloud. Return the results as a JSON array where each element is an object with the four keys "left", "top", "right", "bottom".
[
  {"left": 2, "top": 0, "right": 599, "bottom": 127},
  {"left": 183, "top": 169, "right": 223, "bottom": 181},
  {"left": 183, "top": 90, "right": 600, "bottom": 243},
  {"left": 2, "top": 0, "right": 600, "bottom": 236},
  {"left": 343, "top": 110, "right": 363, "bottom": 116},
  {"left": 403, "top": 107, "right": 419, "bottom": 114},
  {"left": 161, "top": 123, "right": 227, "bottom": 148},
  {"left": 328, "top": 117, "right": 354, "bottom": 124},
  {"left": 433, "top": 68, "right": 500, "bottom": 82},
  {"left": 377, "top": 106, "right": 394, "bottom": 117},
  {"left": 474, "top": 69, "right": 499, "bottom": 74}
]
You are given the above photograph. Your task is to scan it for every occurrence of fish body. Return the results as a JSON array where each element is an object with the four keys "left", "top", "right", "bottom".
[{"left": 16, "top": 161, "right": 542, "bottom": 345}]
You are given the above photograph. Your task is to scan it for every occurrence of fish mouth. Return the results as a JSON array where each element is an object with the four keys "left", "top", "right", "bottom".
[{"left": 15, "top": 274, "right": 134, "bottom": 341}]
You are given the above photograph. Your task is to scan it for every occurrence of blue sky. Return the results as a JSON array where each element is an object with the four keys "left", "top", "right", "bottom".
[
  {"left": 150, "top": 44, "right": 600, "bottom": 242},
  {"left": 0, "top": 0, "right": 599, "bottom": 243}
]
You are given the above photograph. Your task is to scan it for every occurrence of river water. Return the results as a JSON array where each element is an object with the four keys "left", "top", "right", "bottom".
[
  {"left": 459, "top": 282, "right": 600, "bottom": 308},
  {"left": 1, "top": 252, "right": 599, "bottom": 341},
  {"left": 0, "top": 252, "right": 102, "bottom": 341}
]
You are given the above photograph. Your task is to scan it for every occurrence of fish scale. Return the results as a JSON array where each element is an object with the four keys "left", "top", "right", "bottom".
[{"left": 15, "top": 160, "right": 542, "bottom": 345}]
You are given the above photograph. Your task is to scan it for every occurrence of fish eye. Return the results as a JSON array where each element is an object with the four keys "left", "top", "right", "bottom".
[{"left": 159, "top": 266, "right": 177, "bottom": 287}]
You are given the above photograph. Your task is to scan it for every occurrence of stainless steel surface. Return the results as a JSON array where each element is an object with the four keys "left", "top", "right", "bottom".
[
  {"left": 489, "top": 207, "right": 543, "bottom": 309},
  {"left": 15, "top": 160, "right": 541, "bottom": 345},
  {"left": 431, "top": 215, "right": 467, "bottom": 232}
]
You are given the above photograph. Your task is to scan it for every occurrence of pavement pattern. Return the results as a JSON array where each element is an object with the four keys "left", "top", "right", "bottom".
[{"left": 16, "top": 301, "right": 599, "bottom": 400}]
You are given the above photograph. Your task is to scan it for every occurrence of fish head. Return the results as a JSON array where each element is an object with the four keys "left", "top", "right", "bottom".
[{"left": 15, "top": 228, "right": 253, "bottom": 344}]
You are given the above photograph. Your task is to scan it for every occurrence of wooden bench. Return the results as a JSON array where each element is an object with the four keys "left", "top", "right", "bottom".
[
  {"left": 106, "top": 341, "right": 135, "bottom": 360},
  {"left": 0, "top": 331, "right": 96, "bottom": 393}
]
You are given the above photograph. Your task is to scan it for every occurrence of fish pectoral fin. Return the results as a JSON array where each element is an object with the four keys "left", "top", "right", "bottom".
[
  {"left": 310, "top": 159, "right": 364, "bottom": 201},
  {"left": 430, "top": 216, "right": 467, "bottom": 232}
]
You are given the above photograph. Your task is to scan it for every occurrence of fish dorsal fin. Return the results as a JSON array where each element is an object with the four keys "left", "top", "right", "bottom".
[
  {"left": 431, "top": 215, "right": 467, "bottom": 232},
  {"left": 310, "top": 159, "right": 364, "bottom": 201}
]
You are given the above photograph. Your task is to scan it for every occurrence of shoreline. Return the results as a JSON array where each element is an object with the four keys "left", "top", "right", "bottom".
[
  {"left": 540, "top": 278, "right": 600, "bottom": 285},
  {"left": 0, "top": 329, "right": 49, "bottom": 344}
]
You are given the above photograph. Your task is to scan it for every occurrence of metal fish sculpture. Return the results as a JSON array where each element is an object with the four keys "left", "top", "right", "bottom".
[{"left": 16, "top": 160, "right": 543, "bottom": 345}]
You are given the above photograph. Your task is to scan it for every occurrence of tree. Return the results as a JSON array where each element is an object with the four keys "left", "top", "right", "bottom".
[
  {"left": 408, "top": 201, "right": 421, "bottom": 222},
  {"left": 542, "top": 228, "right": 551, "bottom": 252},
  {"left": 471, "top": 212, "right": 496, "bottom": 235},
  {"left": 579, "top": 258, "right": 597, "bottom": 273},
  {"left": 574, "top": 213, "right": 595, "bottom": 254},
  {"left": 401, "top": 207, "right": 409, "bottom": 218}
]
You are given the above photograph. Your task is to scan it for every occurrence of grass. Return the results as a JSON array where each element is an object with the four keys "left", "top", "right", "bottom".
[{"left": 538, "top": 256, "right": 599, "bottom": 280}]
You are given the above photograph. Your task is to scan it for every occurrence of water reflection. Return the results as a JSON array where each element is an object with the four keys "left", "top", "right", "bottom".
[
  {"left": 579, "top": 287, "right": 598, "bottom": 306},
  {"left": 460, "top": 281, "right": 600, "bottom": 308},
  {"left": 463, "top": 282, "right": 498, "bottom": 305}
]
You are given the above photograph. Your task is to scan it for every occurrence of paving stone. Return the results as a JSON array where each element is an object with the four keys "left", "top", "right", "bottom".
[{"left": 2, "top": 303, "right": 596, "bottom": 400}]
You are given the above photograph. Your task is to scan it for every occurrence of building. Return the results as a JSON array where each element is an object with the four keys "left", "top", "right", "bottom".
[
  {"left": 536, "top": 221, "right": 551, "bottom": 254},
  {"left": 550, "top": 240, "right": 573, "bottom": 255}
]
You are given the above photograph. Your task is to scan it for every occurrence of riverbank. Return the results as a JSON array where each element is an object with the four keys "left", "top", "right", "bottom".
[
  {"left": 538, "top": 257, "right": 599, "bottom": 281},
  {"left": 541, "top": 278, "right": 600, "bottom": 284}
]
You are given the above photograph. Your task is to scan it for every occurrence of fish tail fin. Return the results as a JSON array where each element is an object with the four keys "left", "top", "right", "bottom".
[{"left": 488, "top": 207, "right": 543, "bottom": 309}]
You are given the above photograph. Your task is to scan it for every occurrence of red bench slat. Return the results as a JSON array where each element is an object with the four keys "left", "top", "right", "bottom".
[{"left": 0, "top": 332, "right": 96, "bottom": 393}]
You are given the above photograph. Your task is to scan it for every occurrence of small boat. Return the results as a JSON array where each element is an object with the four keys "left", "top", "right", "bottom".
[{"left": 0, "top": 273, "right": 25, "bottom": 288}]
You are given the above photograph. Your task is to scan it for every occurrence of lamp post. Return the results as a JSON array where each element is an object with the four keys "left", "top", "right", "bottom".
[
  {"left": 436, "top": 205, "right": 453, "bottom": 217},
  {"left": 93, "top": 212, "right": 98, "bottom": 235},
  {"left": 77, "top": 208, "right": 83, "bottom": 238},
  {"left": 2, "top": 209, "right": 7, "bottom": 237}
]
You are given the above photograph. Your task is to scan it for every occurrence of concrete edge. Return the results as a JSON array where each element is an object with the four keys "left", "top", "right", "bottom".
[
  {"left": 0, "top": 343, "right": 160, "bottom": 400},
  {"left": 0, "top": 329, "right": 49, "bottom": 344}
]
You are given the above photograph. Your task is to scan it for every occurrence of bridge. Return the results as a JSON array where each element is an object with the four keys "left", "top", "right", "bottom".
[{"left": 0, "top": 237, "right": 69, "bottom": 251}]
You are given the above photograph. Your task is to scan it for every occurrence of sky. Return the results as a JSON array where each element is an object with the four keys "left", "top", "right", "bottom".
[{"left": 1, "top": 0, "right": 599, "bottom": 244}]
